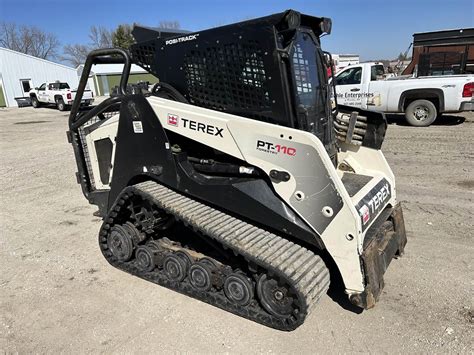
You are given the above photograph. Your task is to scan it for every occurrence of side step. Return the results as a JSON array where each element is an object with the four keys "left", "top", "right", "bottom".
[{"left": 98, "top": 180, "right": 330, "bottom": 330}]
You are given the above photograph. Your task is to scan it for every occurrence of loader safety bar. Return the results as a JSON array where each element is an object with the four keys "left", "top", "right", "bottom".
[
  {"left": 69, "top": 48, "right": 131, "bottom": 129},
  {"left": 67, "top": 48, "right": 131, "bottom": 209}
]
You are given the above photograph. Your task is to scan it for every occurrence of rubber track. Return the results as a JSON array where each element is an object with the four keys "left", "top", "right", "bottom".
[{"left": 99, "top": 180, "right": 330, "bottom": 331}]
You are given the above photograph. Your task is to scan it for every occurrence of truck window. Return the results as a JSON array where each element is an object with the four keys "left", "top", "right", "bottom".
[
  {"left": 48, "top": 83, "right": 70, "bottom": 90},
  {"left": 38, "top": 83, "right": 46, "bottom": 91},
  {"left": 335, "top": 67, "right": 362, "bottom": 85},
  {"left": 371, "top": 65, "right": 385, "bottom": 81}
]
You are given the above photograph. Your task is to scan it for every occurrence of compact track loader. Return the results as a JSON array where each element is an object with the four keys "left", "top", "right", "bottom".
[{"left": 68, "top": 10, "right": 407, "bottom": 331}]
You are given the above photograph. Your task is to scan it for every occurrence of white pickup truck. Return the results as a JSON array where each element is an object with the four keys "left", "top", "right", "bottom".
[
  {"left": 29, "top": 82, "right": 94, "bottom": 111},
  {"left": 333, "top": 63, "right": 474, "bottom": 126}
]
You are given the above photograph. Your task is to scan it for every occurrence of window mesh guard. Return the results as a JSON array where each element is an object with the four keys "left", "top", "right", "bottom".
[{"left": 183, "top": 41, "right": 271, "bottom": 114}]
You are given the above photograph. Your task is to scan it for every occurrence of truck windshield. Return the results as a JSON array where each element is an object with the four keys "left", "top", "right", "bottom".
[{"left": 290, "top": 31, "right": 330, "bottom": 141}]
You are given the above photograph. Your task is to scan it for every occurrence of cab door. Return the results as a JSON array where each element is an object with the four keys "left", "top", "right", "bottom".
[{"left": 334, "top": 66, "right": 363, "bottom": 108}]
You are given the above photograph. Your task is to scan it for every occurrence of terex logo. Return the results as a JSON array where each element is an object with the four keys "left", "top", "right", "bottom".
[
  {"left": 359, "top": 205, "right": 370, "bottom": 225},
  {"left": 165, "top": 34, "right": 200, "bottom": 45},
  {"left": 356, "top": 179, "right": 392, "bottom": 231},
  {"left": 181, "top": 118, "right": 224, "bottom": 137},
  {"left": 366, "top": 183, "right": 390, "bottom": 214},
  {"left": 167, "top": 113, "right": 179, "bottom": 126},
  {"left": 256, "top": 140, "right": 296, "bottom": 156}
]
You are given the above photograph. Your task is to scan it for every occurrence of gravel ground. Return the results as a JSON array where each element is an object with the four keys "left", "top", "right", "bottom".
[{"left": 0, "top": 107, "right": 473, "bottom": 353}]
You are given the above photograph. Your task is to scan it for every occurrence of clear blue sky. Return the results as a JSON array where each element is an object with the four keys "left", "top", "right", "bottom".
[{"left": 1, "top": 0, "right": 473, "bottom": 60}]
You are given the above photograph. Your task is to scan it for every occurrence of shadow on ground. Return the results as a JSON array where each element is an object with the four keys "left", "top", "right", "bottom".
[
  {"left": 321, "top": 253, "right": 363, "bottom": 314},
  {"left": 386, "top": 114, "right": 466, "bottom": 126}
]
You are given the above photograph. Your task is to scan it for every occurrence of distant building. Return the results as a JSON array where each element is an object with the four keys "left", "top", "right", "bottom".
[
  {"left": 77, "top": 64, "right": 158, "bottom": 96},
  {"left": 332, "top": 54, "right": 360, "bottom": 72},
  {"left": 0, "top": 47, "right": 79, "bottom": 108},
  {"left": 403, "top": 28, "right": 474, "bottom": 76}
]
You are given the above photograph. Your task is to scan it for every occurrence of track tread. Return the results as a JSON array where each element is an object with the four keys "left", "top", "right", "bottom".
[{"left": 99, "top": 180, "right": 330, "bottom": 331}]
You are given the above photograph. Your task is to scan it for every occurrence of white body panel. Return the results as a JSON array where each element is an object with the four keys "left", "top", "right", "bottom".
[
  {"left": 334, "top": 63, "right": 474, "bottom": 113},
  {"left": 85, "top": 115, "right": 119, "bottom": 190},
  {"left": 83, "top": 96, "right": 399, "bottom": 294}
]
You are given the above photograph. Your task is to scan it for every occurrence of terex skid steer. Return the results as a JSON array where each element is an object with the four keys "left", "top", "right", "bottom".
[{"left": 68, "top": 10, "right": 407, "bottom": 330}]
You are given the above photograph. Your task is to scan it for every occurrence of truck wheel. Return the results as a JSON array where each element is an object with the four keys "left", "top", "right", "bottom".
[
  {"left": 31, "top": 96, "right": 40, "bottom": 108},
  {"left": 56, "top": 98, "right": 66, "bottom": 111},
  {"left": 404, "top": 99, "right": 437, "bottom": 127}
]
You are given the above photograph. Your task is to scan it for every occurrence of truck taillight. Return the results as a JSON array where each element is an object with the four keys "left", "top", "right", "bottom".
[
  {"left": 67, "top": 92, "right": 72, "bottom": 100},
  {"left": 462, "top": 82, "right": 474, "bottom": 97}
]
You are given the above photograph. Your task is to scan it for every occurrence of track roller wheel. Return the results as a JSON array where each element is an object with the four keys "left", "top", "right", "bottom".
[
  {"left": 257, "top": 274, "right": 298, "bottom": 318},
  {"left": 107, "top": 224, "right": 135, "bottom": 261},
  {"left": 122, "top": 222, "right": 146, "bottom": 245},
  {"left": 136, "top": 242, "right": 162, "bottom": 272},
  {"left": 224, "top": 273, "right": 254, "bottom": 306},
  {"left": 163, "top": 253, "right": 188, "bottom": 282},
  {"left": 199, "top": 257, "right": 219, "bottom": 270},
  {"left": 174, "top": 250, "right": 194, "bottom": 267},
  {"left": 188, "top": 262, "right": 213, "bottom": 291}
]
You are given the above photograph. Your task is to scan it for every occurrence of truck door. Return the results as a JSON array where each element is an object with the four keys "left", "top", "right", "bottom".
[
  {"left": 334, "top": 66, "right": 363, "bottom": 108},
  {"left": 37, "top": 83, "right": 47, "bottom": 102}
]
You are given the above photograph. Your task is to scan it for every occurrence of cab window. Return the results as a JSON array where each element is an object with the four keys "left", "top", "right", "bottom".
[
  {"left": 335, "top": 67, "right": 362, "bottom": 85},
  {"left": 371, "top": 65, "right": 385, "bottom": 81},
  {"left": 38, "top": 83, "right": 46, "bottom": 90}
]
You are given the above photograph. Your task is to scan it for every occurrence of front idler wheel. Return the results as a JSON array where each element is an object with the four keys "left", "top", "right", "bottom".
[
  {"left": 257, "top": 274, "right": 297, "bottom": 318},
  {"left": 224, "top": 273, "right": 254, "bottom": 306},
  {"left": 188, "top": 262, "right": 213, "bottom": 291},
  {"left": 107, "top": 225, "right": 134, "bottom": 262},
  {"left": 163, "top": 253, "right": 188, "bottom": 282}
]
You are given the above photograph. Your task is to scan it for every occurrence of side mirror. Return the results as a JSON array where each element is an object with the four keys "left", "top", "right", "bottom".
[
  {"left": 320, "top": 18, "right": 332, "bottom": 35},
  {"left": 35, "top": 87, "right": 38, "bottom": 90}
]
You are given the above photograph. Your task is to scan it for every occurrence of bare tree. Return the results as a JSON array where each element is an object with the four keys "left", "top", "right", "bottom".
[
  {"left": 61, "top": 44, "right": 90, "bottom": 67},
  {"left": 158, "top": 21, "right": 181, "bottom": 29},
  {"left": 0, "top": 22, "right": 59, "bottom": 60},
  {"left": 61, "top": 26, "right": 113, "bottom": 66},
  {"left": 89, "top": 26, "right": 113, "bottom": 48}
]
